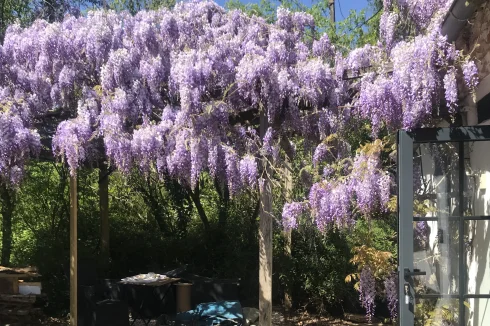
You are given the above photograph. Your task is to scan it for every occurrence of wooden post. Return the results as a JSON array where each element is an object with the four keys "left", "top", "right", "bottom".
[
  {"left": 99, "top": 164, "right": 110, "bottom": 271},
  {"left": 70, "top": 175, "right": 78, "bottom": 326},
  {"left": 283, "top": 157, "right": 293, "bottom": 312},
  {"left": 329, "top": 0, "right": 335, "bottom": 25},
  {"left": 259, "top": 111, "right": 273, "bottom": 326},
  {"left": 0, "top": 185, "right": 14, "bottom": 267}
]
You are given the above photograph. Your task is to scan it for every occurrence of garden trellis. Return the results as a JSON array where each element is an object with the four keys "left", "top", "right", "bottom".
[{"left": 0, "top": 0, "right": 480, "bottom": 324}]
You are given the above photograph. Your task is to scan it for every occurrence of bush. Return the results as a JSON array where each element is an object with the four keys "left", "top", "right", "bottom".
[{"left": 274, "top": 223, "right": 357, "bottom": 315}]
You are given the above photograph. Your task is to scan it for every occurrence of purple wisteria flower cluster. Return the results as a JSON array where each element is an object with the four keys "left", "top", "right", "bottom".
[
  {"left": 463, "top": 61, "right": 479, "bottom": 90},
  {"left": 397, "top": 0, "right": 452, "bottom": 30},
  {"left": 0, "top": 2, "right": 342, "bottom": 190},
  {"left": 0, "top": 0, "right": 477, "bottom": 190},
  {"left": 0, "top": 112, "right": 40, "bottom": 185},
  {"left": 359, "top": 266, "right": 376, "bottom": 323},
  {"left": 414, "top": 220, "right": 430, "bottom": 251},
  {"left": 384, "top": 272, "right": 398, "bottom": 321},
  {"left": 281, "top": 202, "right": 306, "bottom": 230},
  {"left": 308, "top": 150, "right": 392, "bottom": 230},
  {"left": 379, "top": 11, "right": 398, "bottom": 51}
]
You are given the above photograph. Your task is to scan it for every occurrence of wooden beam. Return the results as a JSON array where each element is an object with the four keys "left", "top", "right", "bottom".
[
  {"left": 99, "top": 164, "right": 110, "bottom": 272},
  {"left": 69, "top": 175, "right": 77, "bottom": 326},
  {"left": 259, "top": 110, "right": 273, "bottom": 326}
]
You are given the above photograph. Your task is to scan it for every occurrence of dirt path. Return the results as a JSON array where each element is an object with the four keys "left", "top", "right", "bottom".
[{"left": 41, "top": 311, "right": 387, "bottom": 326}]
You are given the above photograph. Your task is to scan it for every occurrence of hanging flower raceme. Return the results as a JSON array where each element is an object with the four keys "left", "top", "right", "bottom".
[
  {"left": 131, "top": 118, "right": 172, "bottom": 174},
  {"left": 281, "top": 202, "right": 307, "bottom": 230},
  {"left": 239, "top": 155, "right": 258, "bottom": 189},
  {"left": 313, "top": 143, "right": 329, "bottom": 167},
  {"left": 443, "top": 68, "right": 458, "bottom": 113},
  {"left": 297, "top": 148, "right": 392, "bottom": 231},
  {"left": 350, "top": 151, "right": 392, "bottom": 215},
  {"left": 359, "top": 266, "right": 376, "bottom": 323},
  {"left": 379, "top": 11, "right": 398, "bottom": 51},
  {"left": 0, "top": 111, "right": 40, "bottom": 185},
  {"left": 52, "top": 96, "right": 99, "bottom": 175},
  {"left": 414, "top": 220, "right": 430, "bottom": 251},
  {"left": 397, "top": 0, "right": 453, "bottom": 30},
  {"left": 190, "top": 137, "right": 208, "bottom": 189},
  {"left": 224, "top": 147, "right": 242, "bottom": 197},
  {"left": 384, "top": 272, "right": 398, "bottom": 321},
  {"left": 462, "top": 60, "right": 479, "bottom": 90}
]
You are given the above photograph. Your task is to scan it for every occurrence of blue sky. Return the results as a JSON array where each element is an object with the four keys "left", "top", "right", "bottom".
[{"left": 214, "top": 0, "right": 371, "bottom": 17}]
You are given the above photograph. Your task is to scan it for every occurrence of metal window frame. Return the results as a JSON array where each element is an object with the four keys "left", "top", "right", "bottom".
[{"left": 398, "top": 125, "right": 490, "bottom": 326}]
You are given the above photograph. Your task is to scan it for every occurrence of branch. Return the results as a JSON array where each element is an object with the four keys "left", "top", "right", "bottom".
[
  {"left": 251, "top": 196, "right": 260, "bottom": 225},
  {"left": 98, "top": 164, "right": 116, "bottom": 183},
  {"left": 188, "top": 182, "right": 211, "bottom": 231}
]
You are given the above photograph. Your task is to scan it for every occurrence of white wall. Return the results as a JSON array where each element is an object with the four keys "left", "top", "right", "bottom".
[{"left": 465, "top": 121, "right": 490, "bottom": 326}]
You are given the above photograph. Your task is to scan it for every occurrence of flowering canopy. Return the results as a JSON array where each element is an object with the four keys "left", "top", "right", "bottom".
[
  {"left": 0, "top": 0, "right": 477, "bottom": 223},
  {"left": 0, "top": 0, "right": 479, "bottom": 321}
]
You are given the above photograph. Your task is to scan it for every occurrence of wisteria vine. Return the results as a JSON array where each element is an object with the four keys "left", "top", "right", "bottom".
[
  {"left": 0, "top": 0, "right": 480, "bottom": 319},
  {"left": 0, "top": 0, "right": 475, "bottom": 187}
]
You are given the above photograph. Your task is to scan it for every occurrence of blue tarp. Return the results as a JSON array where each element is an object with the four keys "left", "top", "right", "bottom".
[{"left": 174, "top": 300, "right": 244, "bottom": 325}]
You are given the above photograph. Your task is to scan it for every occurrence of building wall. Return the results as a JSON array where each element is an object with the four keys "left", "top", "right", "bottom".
[
  {"left": 466, "top": 138, "right": 490, "bottom": 326},
  {"left": 456, "top": 4, "right": 490, "bottom": 324},
  {"left": 456, "top": 0, "right": 490, "bottom": 81}
]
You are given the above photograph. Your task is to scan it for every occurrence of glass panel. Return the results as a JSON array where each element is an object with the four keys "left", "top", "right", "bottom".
[
  {"left": 413, "top": 142, "right": 461, "bottom": 296},
  {"left": 465, "top": 298, "right": 490, "bottom": 326},
  {"left": 463, "top": 141, "right": 490, "bottom": 216},
  {"left": 413, "top": 143, "right": 461, "bottom": 218},
  {"left": 465, "top": 220, "right": 490, "bottom": 295},
  {"left": 415, "top": 298, "right": 460, "bottom": 326},
  {"left": 413, "top": 220, "right": 460, "bottom": 295}
]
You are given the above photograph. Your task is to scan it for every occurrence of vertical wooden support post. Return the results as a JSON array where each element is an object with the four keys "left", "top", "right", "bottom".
[
  {"left": 0, "top": 185, "right": 14, "bottom": 267},
  {"left": 283, "top": 157, "right": 293, "bottom": 312},
  {"left": 99, "top": 164, "right": 110, "bottom": 271},
  {"left": 70, "top": 175, "right": 78, "bottom": 326},
  {"left": 259, "top": 111, "right": 273, "bottom": 326}
]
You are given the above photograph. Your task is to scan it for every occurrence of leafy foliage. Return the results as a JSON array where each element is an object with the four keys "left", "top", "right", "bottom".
[
  {"left": 275, "top": 225, "right": 356, "bottom": 314},
  {"left": 109, "top": 0, "right": 176, "bottom": 13}
]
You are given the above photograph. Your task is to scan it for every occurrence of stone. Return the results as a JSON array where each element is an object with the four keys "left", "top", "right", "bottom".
[{"left": 242, "top": 307, "right": 259, "bottom": 326}]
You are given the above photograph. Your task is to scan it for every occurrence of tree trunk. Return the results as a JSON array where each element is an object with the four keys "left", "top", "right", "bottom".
[
  {"left": 44, "top": 0, "right": 56, "bottom": 22},
  {"left": 215, "top": 180, "right": 229, "bottom": 227},
  {"left": 259, "top": 111, "right": 273, "bottom": 326},
  {"left": 149, "top": 198, "right": 170, "bottom": 235},
  {"left": 135, "top": 178, "right": 172, "bottom": 236},
  {"left": 0, "top": 185, "right": 15, "bottom": 267},
  {"left": 99, "top": 164, "right": 110, "bottom": 272},
  {"left": 188, "top": 184, "right": 210, "bottom": 231}
]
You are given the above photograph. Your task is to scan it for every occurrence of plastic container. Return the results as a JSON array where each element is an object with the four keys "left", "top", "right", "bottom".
[{"left": 19, "top": 281, "right": 42, "bottom": 295}]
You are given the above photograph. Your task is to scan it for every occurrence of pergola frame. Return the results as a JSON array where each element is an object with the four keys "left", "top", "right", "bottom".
[{"left": 64, "top": 113, "right": 276, "bottom": 326}]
